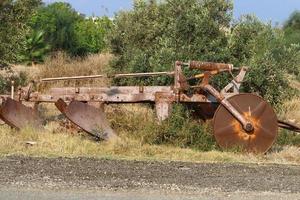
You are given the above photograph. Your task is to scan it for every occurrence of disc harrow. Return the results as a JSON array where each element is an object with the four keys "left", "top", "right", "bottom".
[{"left": 0, "top": 61, "right": 299, "bottom": 153}]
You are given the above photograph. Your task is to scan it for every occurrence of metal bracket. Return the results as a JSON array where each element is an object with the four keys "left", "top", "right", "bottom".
[{"left": 221, "top": 67, "right": 248, "bottom": 95}]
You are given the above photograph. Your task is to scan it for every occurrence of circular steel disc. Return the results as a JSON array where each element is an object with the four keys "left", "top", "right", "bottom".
[{"left": 213, "top": 94, "right": 278, "bottom": 153}]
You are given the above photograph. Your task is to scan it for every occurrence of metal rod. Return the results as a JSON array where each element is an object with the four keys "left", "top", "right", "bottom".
[
  {"left": 41, "top": 75, "right": 105, "bottom": 82},
  {"left": 278, "top": 120, "right": 300, "bottom": 133},
  {"left": 41, "top": 72, "right": 175, "bottom": 82},
  {"left": 188, "top": 61, "right": 234, "bottom": 71},
  {"left": 11, "top": 81, "right": 14, "bottom": 99},
  {"left": 113, "top": 71, "right": 175, "bottom": 78}
]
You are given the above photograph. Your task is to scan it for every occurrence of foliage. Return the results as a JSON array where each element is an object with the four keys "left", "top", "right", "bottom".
[
  {"left": 30, "top": 2, "right": 82, "bottom": 55},
  {"left": 148, "top": 104, "right": 217, "bottom": 151},
  {"left": 282, "top": 11, "right": 300, "bottom": 81},
  {"left": 229, "top": 15, "right": 299, "bottom": 106},
  {"left": 0, "top": 71, "right": 28, "bottom": 94},
  {"left": 112, "top": 104, "right": 217, "bottom": 152},
  {"left": 20, "top": 30, "right": 50, "bottom": 65},
  {"left": 110, "top": 1, "right": 298, "bottom": 107},
  {"left": 110, "top": 0, "right": 233, "bottom": 85},
  {"left": 276, "top": 129, "right": 300, "bottom": 147},
  {"left": 283, "top": 11, "right": 300, "bottom": 45},
  {"left": 73, "top": 17, "right": 113, "bottom": 56},
  {"left": 30, "top": 2, "right": 112, "bottom": 56},
  {"left": 0, "top": 0, "right": 42, "bottom": 67}
]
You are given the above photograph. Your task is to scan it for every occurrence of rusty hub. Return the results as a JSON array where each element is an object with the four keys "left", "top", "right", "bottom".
[
  {"left": 213, "top": 94, "right": 278, "bottom": 153},
  {"left": 55, "top": 99, "right": 117, "bottom": 140},
  {"left": 0, "top": 98, "right": 42, "bottom": 129}
]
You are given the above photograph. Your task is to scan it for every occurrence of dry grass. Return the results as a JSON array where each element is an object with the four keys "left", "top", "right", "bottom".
[
  {"left": 0, "top": 125, "right": 299, "bottom": 165},
  {"left": 0, "top": 53, "right": 299, "bottom": 164},
  {"left": 280, "top": 97, "right": 300, "bottom": 125},
  {"left": 0, "top": 100, "right": 298, "bottom": 165},
  {"left": 35, "top": 52, "right": 112, "bottom": 90},
  {"left": 39, "top": 52, "right": 112, "bottom": 79}
]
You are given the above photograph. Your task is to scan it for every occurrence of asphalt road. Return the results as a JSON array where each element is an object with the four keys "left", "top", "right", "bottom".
[
  {"left": 0, "top": 156, "right": 299, "bottom": 199},
  {"left": 1, "top": 188, "right": 300, "bottom": 200}
]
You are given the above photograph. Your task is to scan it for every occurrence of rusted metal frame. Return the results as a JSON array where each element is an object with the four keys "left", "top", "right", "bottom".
[
  {"left": 18, "top": 81, "right": 34, "bottom": 101},
  {"left": 278, "top": 120, "right": 300, "bottom": 133},
  {"left": 155, "top": 92, "right": 175, "bottom": 121},
  {"left": 173, "top": 61, "right": 188, "bottom": 101},
  {"left": 221, "top": 67, "right": 247, "bottom": 95},
  {"left": 185, "top": 61, "right": 234, "bottom": 71},
  {"left": 28, "top": 86, "right": 175, "bottom": 103},
  {"left": 27, "top": 91, "right": 210, "bottom": 104},
  {"left": 198, "top": 70, "right": 253, "bottom": 132},
  {"left": 48, "top": 86, "right": 174, "bottom": 95},
  {"left": 202, "top": 84, "right": 254, "bottom": 132}
]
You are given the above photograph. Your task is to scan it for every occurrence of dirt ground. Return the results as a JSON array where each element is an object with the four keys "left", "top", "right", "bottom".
[{"left": 0, "top": 156, "right": 299, "bottom": 195}]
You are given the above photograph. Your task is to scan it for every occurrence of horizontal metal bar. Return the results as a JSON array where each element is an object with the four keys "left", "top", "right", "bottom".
[
  {"left": 41, "top": 72, "right": 175, "bottom": 82},
  {"left": 113, "top": 71, "right": 175, "bottom": 78},
  {"left": 41, "top": 75, "right": 105, "bottom": 82}
]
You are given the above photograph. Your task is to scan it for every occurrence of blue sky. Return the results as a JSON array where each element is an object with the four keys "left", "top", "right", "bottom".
[{"left": 43, "top": 0, "right": 300, "bottom": 24}]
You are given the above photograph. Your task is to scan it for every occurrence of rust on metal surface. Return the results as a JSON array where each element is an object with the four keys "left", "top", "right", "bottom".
[
  {"left": 1, "top": 60, "right": 298, "bottom": 153},
  {"left": 0, "top": 98, "right": 43, "bottom": 130},
  {"left": 155, "top": 92, "right": 175, "bottom": 121},
  {"left": 55, "top": 99, "right": 117, "bottom": 140},
  {"left": 201, "top": 84, "right": 254, "bottom": 132},
  {"left": 213, "top": 94, "right": 278, "bottom": 153}
]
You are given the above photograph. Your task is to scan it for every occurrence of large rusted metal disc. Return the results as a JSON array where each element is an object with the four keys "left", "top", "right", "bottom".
[
  {"left": 55, "top": 99, "right": 117, "bottom": 140},
  {"left": 213, "top": 94, "right": 278, "bottom": 153},
  {"left": 0, "top": 98, "right": 42, "bottom": 129}
]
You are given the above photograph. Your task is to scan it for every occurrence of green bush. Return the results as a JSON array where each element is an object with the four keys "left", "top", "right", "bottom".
[
  {"left": 0, "top": 71, "right": 28, "bottom": 94},
  {"left": 111, "top": 104, "right": 217, "bottom": 152},
  {"left": 229, "top": 16, "right": 299, "bottom": 106},
  {"left": 110, "top": 0, "right": 232, "bottom": 85},
  {"left": 20, "top": 30, "right": 50, "bottom": 65},
  {"left": 276, "top": 129, "right": 300, "bottom": 147},
  {"left": 283, "top": 11, "right": 300, "bottom": 45},
  {"left": 0, "top": 0, "right": 42, "bottom": 67},
  {"left": 148, "top": 104, "right": 216, "bottom": 151},
  {"left": 73, "top": 17, "right": 112, "bottom": 56},
  {"left": 30, "top": 2, "right": 112, "bottom": 57}
]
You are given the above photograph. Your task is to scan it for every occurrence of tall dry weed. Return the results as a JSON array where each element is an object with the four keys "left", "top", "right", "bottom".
[
  {"left": 281, "top": 97, "right": 300, "bottom": 124},
  {"left": 37, "top": 52, "right": 112, "bottom": 90}
]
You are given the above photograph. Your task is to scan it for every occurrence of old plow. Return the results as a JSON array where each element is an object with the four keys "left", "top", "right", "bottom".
[{"left": 0, "top": 61, "right": 299, "bottom": 153}]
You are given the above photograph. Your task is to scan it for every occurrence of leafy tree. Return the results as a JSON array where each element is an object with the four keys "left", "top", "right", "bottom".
[
  {"left": 110, "top": 0, "right": 298, "bottom": 106},
  {"left": 30, "top": 2, "right": 112, "bottom": 56},
  {"left": 20, "top": 30, "right": 50, "bottom": 65},
  {"left": 283, "top": 11, "right": 300, "bottom": 45},
  {"left": 73, "top": 16, "right": 113, "bottom": 56},
  {"left": 228, "top": 16, "right": 298, "bottom": 106},
  {"left": 0, "top": 0, "right": 42, "bottom": 67},
  {"left": 110, "top": 0, "right": 233, "bottom": 85},
  {"left": 30, "top": 2, "right": 83, "bottom": 55}
]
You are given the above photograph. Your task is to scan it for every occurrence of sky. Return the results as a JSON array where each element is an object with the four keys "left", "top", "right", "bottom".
[{"left": 43, "top": 0, "right": 300, "bottom": 24}]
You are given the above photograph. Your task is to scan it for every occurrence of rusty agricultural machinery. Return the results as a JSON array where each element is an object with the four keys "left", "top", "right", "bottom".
[{"left": 0, "top": 61, "right": 299, "bottom": 153}]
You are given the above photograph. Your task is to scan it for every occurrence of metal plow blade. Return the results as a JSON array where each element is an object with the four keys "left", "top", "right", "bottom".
[
  {"left": 0, "top": 98, "right": 42, "bottom": 130},
  {"left": 55, "top": 99, "right": 117, "bottom": 140}
]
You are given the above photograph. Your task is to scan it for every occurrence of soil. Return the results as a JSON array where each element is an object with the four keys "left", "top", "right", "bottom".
[{"left": 0, "top": 156, "right": 299, "bottom": 194}]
